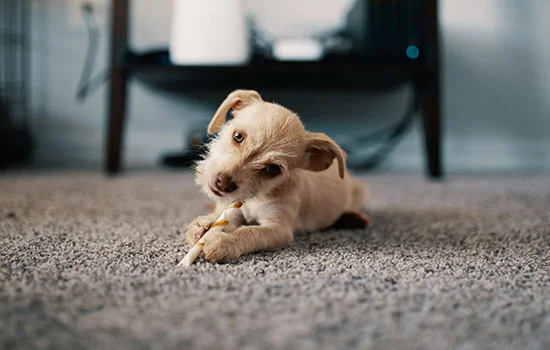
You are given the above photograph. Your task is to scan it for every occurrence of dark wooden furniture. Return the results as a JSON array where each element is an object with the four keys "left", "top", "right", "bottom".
[{"left": 106, "top": 0, "right": 442, "bottom": 178}]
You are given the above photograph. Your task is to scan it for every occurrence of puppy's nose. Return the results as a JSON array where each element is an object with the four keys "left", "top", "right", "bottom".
[{"left": 215, "top": 173, "right": 238, "bottom": 193}]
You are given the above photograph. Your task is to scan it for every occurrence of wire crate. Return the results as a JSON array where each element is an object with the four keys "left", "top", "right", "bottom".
[{"left": 0, "top": 0, "right": 33, "bottom": 167}]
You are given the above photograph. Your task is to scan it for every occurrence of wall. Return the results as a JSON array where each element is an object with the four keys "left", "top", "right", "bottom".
[{"left": 30, "top": 0, "right": 550, "bottom": 172}]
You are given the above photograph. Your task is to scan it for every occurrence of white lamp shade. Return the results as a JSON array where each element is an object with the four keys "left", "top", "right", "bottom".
[{"left": 170, "top": 0, "right": 251, "bottom": 66}]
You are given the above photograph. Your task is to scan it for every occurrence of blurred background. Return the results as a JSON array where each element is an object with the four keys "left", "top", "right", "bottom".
[{"left": 1, "top": 0, "right": 549, "bottom": 174}]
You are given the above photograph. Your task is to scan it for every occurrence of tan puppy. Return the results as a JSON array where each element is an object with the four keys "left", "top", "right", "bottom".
[{"left": 187, "top": 90, "right": 369, "bottom": 263}]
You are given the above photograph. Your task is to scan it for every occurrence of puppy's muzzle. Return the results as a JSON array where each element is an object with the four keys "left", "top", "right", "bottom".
[{"left": 214, "top": 173, "right": 238, "bottom": 193}]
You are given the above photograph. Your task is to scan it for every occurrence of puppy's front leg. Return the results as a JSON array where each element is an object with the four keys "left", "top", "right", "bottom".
[
  {"left": 185, "top": 208, "right": 223, "bottom": 246},
  {"left": 202, "top": 224, "right": 294, "bottom": 263}
]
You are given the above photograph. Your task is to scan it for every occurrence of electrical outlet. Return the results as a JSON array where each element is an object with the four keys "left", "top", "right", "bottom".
[{"left": 68, "top": 0, "right": 107, "bottom": 32}]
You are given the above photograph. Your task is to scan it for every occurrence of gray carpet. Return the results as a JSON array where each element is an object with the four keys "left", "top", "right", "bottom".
[{"left": 1, "top": 172, "right": 549, "bottom": 349}]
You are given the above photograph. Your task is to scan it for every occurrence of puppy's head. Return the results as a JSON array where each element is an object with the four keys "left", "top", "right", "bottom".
[{"left": 195, "top": 90, "right": 346, "bottom": 202}]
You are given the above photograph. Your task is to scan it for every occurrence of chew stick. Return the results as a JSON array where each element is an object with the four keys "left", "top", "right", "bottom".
[{"left": 177, "top": 202, "right": 244, "bottom": 267}]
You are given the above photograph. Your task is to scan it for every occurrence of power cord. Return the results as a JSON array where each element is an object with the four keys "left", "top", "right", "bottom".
[
  {"left": 341, "top": 92, "right": 416, "bottom": 170},
  {"left": 75, "top": 2, "right": 109, "bottom": 101}
]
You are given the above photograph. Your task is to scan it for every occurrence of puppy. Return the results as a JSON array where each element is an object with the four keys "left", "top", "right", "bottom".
[{"left": 187, "top": 90, "right": 369, "bottom": 263}]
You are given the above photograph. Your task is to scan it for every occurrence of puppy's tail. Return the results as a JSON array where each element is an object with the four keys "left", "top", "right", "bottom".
[{"left": 350, "top": 178, "right": 368, "bottom": 212}]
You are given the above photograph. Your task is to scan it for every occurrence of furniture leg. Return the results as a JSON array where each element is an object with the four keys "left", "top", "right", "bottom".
[
  {"left": 106, "top": 0, "right": 129, "bottom": 174},
  {"left": 421, "top": 69, "right": 443, "bottom": 178},
  {"left": 421, "top": 0, "right": 443, "bottom": 179}
]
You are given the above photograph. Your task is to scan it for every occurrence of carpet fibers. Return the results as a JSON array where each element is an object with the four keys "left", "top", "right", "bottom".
[{"left": 1, "top": 172, "right": 549, "bottom": 349}]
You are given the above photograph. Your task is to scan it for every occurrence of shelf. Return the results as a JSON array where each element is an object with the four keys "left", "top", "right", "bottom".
[{"left": 126, "top": 50, "right": 428, "bottom": 93}]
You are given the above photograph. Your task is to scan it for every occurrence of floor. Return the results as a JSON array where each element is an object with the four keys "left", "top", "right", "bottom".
[{"left": 1, "top": 172, "right": 549, "bottom": 349}]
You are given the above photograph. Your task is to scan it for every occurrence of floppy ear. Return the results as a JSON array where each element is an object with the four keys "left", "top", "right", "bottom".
[
  {"left": 207, "top": 90, "right": 263, "bottom": 134},
  {"left": 302, "top": 132, "right": 347, "bottom": 179}
]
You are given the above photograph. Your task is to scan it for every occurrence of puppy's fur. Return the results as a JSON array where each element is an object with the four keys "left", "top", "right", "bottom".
[{"left": 187, "top": 90, "right": 368, "bottom": 262}]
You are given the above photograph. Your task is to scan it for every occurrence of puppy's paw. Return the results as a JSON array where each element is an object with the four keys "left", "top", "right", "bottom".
[
  {"left": 202, "top": 232, "right": 241, "bottom": 263},
  {"left": 186, "top": 215, "right": 215, "bottom": 246}
]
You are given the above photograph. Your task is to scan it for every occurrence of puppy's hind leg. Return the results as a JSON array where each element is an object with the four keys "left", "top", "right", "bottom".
[
  {"left": 332, "top": 211, "right": 370, "bottom": 229},
  {"left": 328, "top": 178, "right": 370, "bottom": 230}
]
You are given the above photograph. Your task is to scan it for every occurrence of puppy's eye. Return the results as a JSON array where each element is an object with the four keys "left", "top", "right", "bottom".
[
  {"left": 233, "top": 131, "right": 245, "bottom": 144},
  {"left": 264, "top": 164, "right": 281, "bottom": 176}
]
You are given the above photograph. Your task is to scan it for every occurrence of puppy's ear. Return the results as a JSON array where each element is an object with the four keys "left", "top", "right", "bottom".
[
  {"left": 302, "top": 132, "right": 347, "bottom": 179},
  {"left": 207, "top": 90, "right": 263, "bottom": 134}
]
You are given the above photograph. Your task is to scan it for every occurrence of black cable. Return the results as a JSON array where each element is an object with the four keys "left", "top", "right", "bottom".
[
  {"left": 342, "top": 92, "right": 416, "bottom": 170},
  {"left": 76, "top": 3, "right": 109, "bottom": 101},
  {"left": 249, "top": 20, "right": 277, "bottom": 58}
]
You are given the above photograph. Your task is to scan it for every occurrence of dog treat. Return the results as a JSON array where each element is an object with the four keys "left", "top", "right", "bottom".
[{"left": 177, "top": 202, "right": 244, "bottom": 267}]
